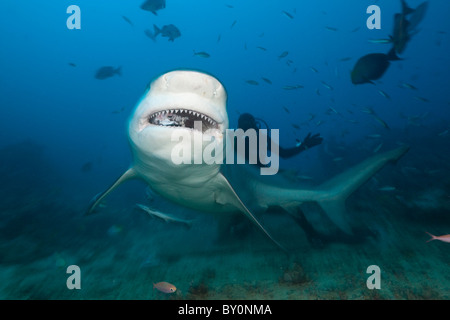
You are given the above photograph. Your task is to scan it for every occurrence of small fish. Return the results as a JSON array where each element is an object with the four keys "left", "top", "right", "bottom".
[
  {"left": 256, "top": 46, "right": 267, "bottom": 51},
  {"left": 297, "top": 175, "right": 313, "bottom": 180},
  {"left": 291, "top": 123, "right": 300, "bottom": 130},
  {"left": 328, "top": 106, "right": 339, "bottom": 114},
  {"left": 282, "top": 10, "right": 294, "bottom": 19},
  {"left": 261, "top": 77, "right": 272, "bottom": 84},
  {"left": 315, "top": 89, "right": 321, "bottom": 96},
  {"left": 283, "top": 84, "right": 303, "bottom": 90},
  {"left": 225, "top": 4, "right": 234, "bottom": 8},
  {"left": 378, "top": 186, "right": 396, "bottom": 191},
  {"left": 95, "top": 66, "right": 122, "bottom": 80},
  {"left": 426, "top": 232, "right": 450, "bottom": 243},
  {"left": 245, "top": 80, "right": 259, "bottom": 86},
  {"left": 122, "top": 15, "right": 133, "bottom": 26},
  {"left": 111, "top": 107, "right": 125, "bottom": 114},
  {"left": 333, "top": 157, "right": 344, "bottom": 162},
  {"left": 137, "top": 204, "right": 192, "bottom": 227},
  {"left": 438, "top": 130, "right": 448, "bottom": 137},
  {"left": 230, "top": 20, "right": 237, "bottom": 29},
  {"left": 378, "top": 89, "right": 390, "bottom": 99},
  {"left": 321, "top": 81, "right": 333, "bottom": 90},
  {"left": 361, "top": 106, "right": 375, "bottom": 114},
  {"left": 282, "top": 106, "right": 290, "bottom": 113},
  {"left": 107, "top": 224, "right": 123, "bottom": 236},
  {"left": 193, "top": 51, "right": 210, "bottom": 58},
  {"left": 373, "top": 142, "right": 383, "bottom": 153},
  {"left": 140, "top": 0, "right": 166, "bottom": 16},
  {"left": 351, "top": 26, "right": 361, "bottom": 32},
  {"left": 414, "top": 96, "right": 430, "bottom": 103},
  {"left": 368, "top": 38, "right": 392, "bottom": 44},
  {"left": 316, "top": 120, "right": 324, "bottom": 126},
  {"left": 217, "top": 34, "right": 221, "bottom": 42},
  {"left": 398, "top": 82, "right": 417, "bottom": 91},
  {"left": 68, "top": 62, "right": 77, "bottom": 67},
  {"left": 339, "top": 57, "right": 352, "bottom": 62},
  {"left": 372, "top": 115, "right": 390, "bottom": 130},
  {"left": 325, "top": 26, "right": 338, "bottom": 31},
  {"left": 81, "top": 161, "right": 93, "bottom": 172},
  {"left": 309, "top": 67, "right": 319, "bottom": 73},
  {"left": 278, "top": 51, "right": 289, "bottom": 59},
  {"left": 153, "top": 282, "right": 176, "bottom": 293},
  {"left": 366, "top": 134, "right": 381, "bottom": 139}
]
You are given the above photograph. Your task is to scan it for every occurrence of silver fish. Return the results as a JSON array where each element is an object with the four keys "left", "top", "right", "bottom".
[{"left": 136, "top": 204, "right": 192, "bottom": 227}]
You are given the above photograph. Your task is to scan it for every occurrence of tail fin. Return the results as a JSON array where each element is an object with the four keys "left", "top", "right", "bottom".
[
  {"left": 153, "top": 24, "right": 161, "bottom": 37},
  {"left": 426, "top": 232, "right": 436, "bottom": 242},
  {"left": 313, "top": 146, "right": 409, "bottom": 234}
]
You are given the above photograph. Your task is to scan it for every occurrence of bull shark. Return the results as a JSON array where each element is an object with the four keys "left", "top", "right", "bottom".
[{"left": 87, "top": 70, "right": 409, "bottom": 252}]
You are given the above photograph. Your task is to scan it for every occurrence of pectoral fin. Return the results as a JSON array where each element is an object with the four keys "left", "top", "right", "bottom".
[
  {"left": 86, "top": 168, "right": 137, "bottom": 215},
  {"left": 216, "top": 173, "right": 288, "bottom": 253}
]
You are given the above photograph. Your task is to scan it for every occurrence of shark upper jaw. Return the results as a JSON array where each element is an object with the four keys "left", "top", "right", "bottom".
[{"left": 145, "top": 107, "right": 223, "bottom": 134}]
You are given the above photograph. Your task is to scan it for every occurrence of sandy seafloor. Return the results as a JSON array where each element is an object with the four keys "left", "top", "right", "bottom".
[
  {"left": 1, "top": 189, "right": 449, "bottom": 300},
  {"left": 0, "top": 134, "right": 449, "bottom": 300}
]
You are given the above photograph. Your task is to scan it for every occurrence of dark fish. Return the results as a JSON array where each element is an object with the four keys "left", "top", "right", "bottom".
[
  {"left": 256, "top": 46, "right": 267, "bottom": 51},
  {"left": 261, "top": 77, "right": 272, "bottom": 84},
  {"left": 278, "top": 51, "right": 288, "bottom": 59},
  {"left": 111, "top": 107, "right": 125, "bottom": 114},
  {"left": 153, "top": 24, "right": 181, "bottom": 42},
  {"left": 230, "top": 20, "right": 237, "bottom": 29},
  {"left": 81, "top": 162, "right": 93, "bottom": 172},
  {"left": 245, "top": 80, "right": 259, "bottom": 86},
  {"left": 68, "top": 62, "right": 76, "bottom": 67},
  {"left": 351, "top": 48, "right": 399, "bottom": 85},
  {"left": 282, "top": 11, "right": 294, "bottom": 19},
  {"left": 95, "top": 66, "right": 122, "bottom": 80},
  {"left": 339, "top": 57, "right": 352, "bottom": 62},
  {"left": 193, "top": 51, "right": 210, "bottom": 58},
  {"left": 122, "top": 15, "right": 133, "bottom": 26},
  {"left": 140, "top": 0, "right": 166, "bottom": 15},
  {"left": 283, "top": 106, "right": 290, "bottom": 113},
  {"left": 225, "top": 4, "right": 234, "bottom": 8},
  {"left": 325, "top": 26, "right": 338, "bottom": 31}
]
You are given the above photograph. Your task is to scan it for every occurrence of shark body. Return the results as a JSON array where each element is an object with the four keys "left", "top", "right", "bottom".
[{"left": 87, "top": 70, "right": 409, "bottom": 251}]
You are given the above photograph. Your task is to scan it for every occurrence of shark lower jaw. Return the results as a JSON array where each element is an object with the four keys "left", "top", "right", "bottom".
[{"left": 147, "top": 108, "right": 221, "bottom": 133}]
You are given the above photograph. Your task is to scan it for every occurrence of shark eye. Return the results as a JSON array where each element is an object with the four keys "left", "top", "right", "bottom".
[{"left": 148, "top": 109, "right": 219, "bottom": 133}]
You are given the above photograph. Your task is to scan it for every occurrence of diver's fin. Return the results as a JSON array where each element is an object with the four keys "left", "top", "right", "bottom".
[
  {"left": 216, "top": 173, "right": 288, "bottom": 253},
  {"left": 314, "top": 146, "right": 409, "bottom": 234},
  {"left": 86, "top": 168, "right": 137, "bottom": 215},
  {"left": 401, "top": 0, "right": 415, "bottom": 15},
  {"left": 387, "top": 47, "right": 401, "bottom": 61}
]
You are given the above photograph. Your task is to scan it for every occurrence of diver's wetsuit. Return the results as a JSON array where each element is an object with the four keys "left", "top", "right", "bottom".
[{"left": 235, "top": 113, "right": 323, "bottom": 166}]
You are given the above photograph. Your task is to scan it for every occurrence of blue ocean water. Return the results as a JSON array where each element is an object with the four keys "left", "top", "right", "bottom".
[{"left": 0, "top": 0, "right": 449, "bottom": 299}]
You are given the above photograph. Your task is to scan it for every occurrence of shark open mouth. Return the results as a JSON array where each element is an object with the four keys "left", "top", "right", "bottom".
[{"left": 148, "top": 109, "right": 219, "bottom": 133}]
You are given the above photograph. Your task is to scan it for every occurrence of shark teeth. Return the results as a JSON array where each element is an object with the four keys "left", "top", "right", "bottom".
[{"left": 147, "top": 108, "right": 219, "bottom": 132}]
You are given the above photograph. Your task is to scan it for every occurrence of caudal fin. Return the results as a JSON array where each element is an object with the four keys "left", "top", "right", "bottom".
[
  {"left": 426, "top": 232, "right": 436, "bottom": 242},
  {"left": 313, "top": 146, "right": 409, "bottom": 234},
  {"left": 153, "top": 24, "right": 161, "bottom": 37}
]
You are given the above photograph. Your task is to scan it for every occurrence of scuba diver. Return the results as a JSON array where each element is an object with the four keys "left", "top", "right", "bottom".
[{"left": 236, "top": 112, "right": 323, "bottom": 165}]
